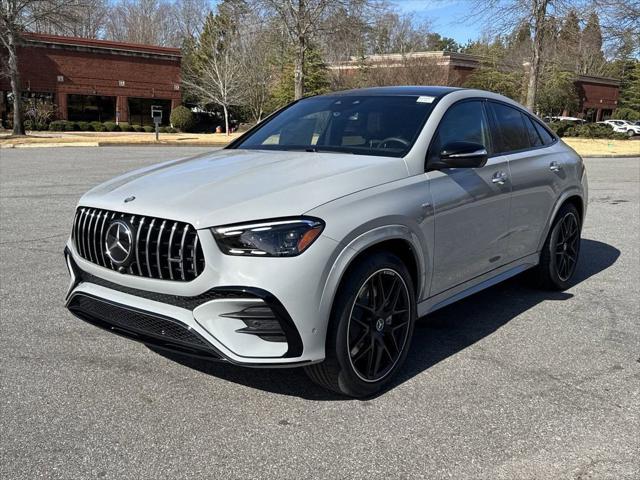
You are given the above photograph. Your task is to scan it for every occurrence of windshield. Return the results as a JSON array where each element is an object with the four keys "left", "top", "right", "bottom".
[{"left": 232, "top": 95, "right": 438, "bottom": 157}]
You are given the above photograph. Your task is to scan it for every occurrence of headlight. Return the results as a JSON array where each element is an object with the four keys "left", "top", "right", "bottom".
[{"left": 211, "top": 218, "right": 324, "bottom": 257}]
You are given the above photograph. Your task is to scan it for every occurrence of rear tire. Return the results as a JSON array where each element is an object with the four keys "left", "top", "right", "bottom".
[
  {"left": 305, "top": 251, "right": 416, "bottom": 398},
  {"left": 530, "top": 203, "right": 581, "bottom": 291}
]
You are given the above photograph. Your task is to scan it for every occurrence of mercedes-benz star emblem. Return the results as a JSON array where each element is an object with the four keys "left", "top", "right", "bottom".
[{"left": 105, "top": 220, "right": 133, "bottom": 266}]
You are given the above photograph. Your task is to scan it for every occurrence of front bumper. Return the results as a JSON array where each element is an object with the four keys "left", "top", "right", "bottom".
[{"left": 64, "top": 230, "right": 338, "bottom": 366}]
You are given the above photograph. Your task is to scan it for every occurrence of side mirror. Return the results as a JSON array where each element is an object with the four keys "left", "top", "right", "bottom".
[{"left": 431, "top": 142, "right": 488, "bottom": 169}]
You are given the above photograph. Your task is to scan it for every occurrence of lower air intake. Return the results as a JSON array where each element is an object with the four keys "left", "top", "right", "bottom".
[{"left": 67, "top": 293, "right": 220, "bottom": 358}]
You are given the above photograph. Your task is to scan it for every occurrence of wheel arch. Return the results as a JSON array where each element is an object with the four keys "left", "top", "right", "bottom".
[
  {"left": 319, "top": 225, "right": 427, "bottom": 332},
  {"left": 537, "top": 190, "right": 585, "bottom": 252}
]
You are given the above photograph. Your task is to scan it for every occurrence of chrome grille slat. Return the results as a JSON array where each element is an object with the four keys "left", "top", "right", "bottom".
[
  {"left": 71, "top": 207, "right": 203, "bottom": 282},
  {"left": 192, "top": 234, "right": 199, "bottom": 276},
  {"left": 81, "top": 208, "right": 91, "bottom": 260},
  {"left": 156, "top": 220, "right": 166, "bottom": 279},
  {"left": 135, "top": 217, "right": 145, "bottom": 276},
  {"left": 145, "top": 218, "right": 156, "bottom": 278},
  {"left": 167, "top": 222, "right": 178, "bottom": 280},
  {"left": 90, "top": 209, "right": 100, "bottom": 264},
  {"left": 107, "top": 212, "right": 116, "bottom": 269},
  {"left": 179, "top": 225, "right": 189, "bottom": 281},
  {"left": 97, "top": 211, "right": 108, "bottom": 267}
]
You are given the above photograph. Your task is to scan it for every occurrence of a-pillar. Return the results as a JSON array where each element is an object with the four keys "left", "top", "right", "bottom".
[
  {"left": 116, "top": 96, "right": 128, "bottom": 124},
  {"left": 57, "top": 92, "right": 68, "bottom": 120}
]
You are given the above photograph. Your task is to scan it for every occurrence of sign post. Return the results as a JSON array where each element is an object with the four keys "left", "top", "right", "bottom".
[{"left": 151, "top": 105, "right": 163, "bottom": 141}]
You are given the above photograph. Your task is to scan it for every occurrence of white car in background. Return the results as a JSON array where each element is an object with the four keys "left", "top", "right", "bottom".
[{"left": 599, "top": 119, "right": 640, "bottom": 137}]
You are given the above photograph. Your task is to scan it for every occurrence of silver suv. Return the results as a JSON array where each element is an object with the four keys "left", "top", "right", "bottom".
[{"left": 65, "top": 87, "right": 587, "bottom": 397}]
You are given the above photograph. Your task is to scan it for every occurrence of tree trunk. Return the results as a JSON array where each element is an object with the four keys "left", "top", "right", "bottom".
[
  {"left": 294, "top": 36, "right": 305, "bottom": 100},
  {"left": 525, "top": 0, "right": 549, "bottom": 113},
  {"left": 7, "top": 31, "right": 25, "bottom": 135},
  {"left": 223, "top": 104, "right": 229, "bottom": 136}
]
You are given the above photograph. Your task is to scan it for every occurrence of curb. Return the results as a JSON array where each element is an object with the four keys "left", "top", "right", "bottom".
[
  {"left": 1, "top": 142, "right": 99, "bottom": 148},
  {"left": 1, "top": 141, "right": 227, "bottom": 149},
  {"left": 97, "top": 141, "right": 228, "bottom": 147},
  {"left": 581, "top": 154, "right": 640, "bottom": 158}
]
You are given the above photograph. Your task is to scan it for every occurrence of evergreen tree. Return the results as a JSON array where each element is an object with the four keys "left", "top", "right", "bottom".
[
  {"left": 268, "top": 46, "right": 330, "bottom": 111},
  {"left": 580, "top": 12, "right": 606, "bottom": 75},
  {"left": 558, "top": 10, "right": 580, "bottom": 71}
]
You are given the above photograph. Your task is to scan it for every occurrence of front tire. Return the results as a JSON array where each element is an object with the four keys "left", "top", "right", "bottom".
[
  {"left": 305, "top": 252, "right": 416, "bottom": 397},
  {"left": 531, "top": 203, "right": 581, "bottom": 290}
]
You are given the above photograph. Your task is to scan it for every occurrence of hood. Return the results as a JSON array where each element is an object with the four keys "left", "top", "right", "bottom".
[{"left": 79, "top": 149, "right": 409, "bottom": 227}]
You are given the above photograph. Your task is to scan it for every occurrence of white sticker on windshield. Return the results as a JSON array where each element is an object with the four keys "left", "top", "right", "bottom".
[{"left": 416, "top": 96, "right": 435, "bottom": 103}]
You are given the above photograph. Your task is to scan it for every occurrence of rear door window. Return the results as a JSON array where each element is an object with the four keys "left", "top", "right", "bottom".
[
  {"left": 489, "top": 102, "right": 533, "bottom": 154},
  {"left": 531, "top": 119, "right": 555, "bottom": 145}
]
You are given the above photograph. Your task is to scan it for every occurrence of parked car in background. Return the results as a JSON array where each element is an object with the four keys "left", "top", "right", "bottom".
[
  {"left": 65, "top": 87, "right": 588, "bottom": 397},
  {"left": 600, "top": 119, "right": 640, "bottom": 137},
  {"left": 543, "top": 116, "right": 586, "bottom": 124}
]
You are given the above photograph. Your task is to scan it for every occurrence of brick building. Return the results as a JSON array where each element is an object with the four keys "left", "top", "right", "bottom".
[
  {"left": 329, "top": 51, "right": 620, "bottom": 121},
  {"left": 0, "top": 33, "right": 181, "bottom": 127}
]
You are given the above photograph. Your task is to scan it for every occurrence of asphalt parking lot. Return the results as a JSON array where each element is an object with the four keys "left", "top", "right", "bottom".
[{"left": 1, "top": 147, "right": 639, "bottom": 479}]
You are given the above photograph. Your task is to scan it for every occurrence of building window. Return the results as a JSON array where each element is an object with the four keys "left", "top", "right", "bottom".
[
  {"left": 67, "top": 94, "right": 116, "bottom": 122},
  {"left": 128, "top": 98, "right": 171, "bottom": 126}
]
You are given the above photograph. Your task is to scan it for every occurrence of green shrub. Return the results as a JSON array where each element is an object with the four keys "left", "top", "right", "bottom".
[
  {"left": 133, "top": 125, "right": 145, "bottom": 132},
  {"left": 76, "top": 121, "right": 93, "bottom": 131},
  {"left": 563, "top": 123, "right": 628, "bottom": 140},
  {"left": 64, "top": 121, "right": 78, "bottom": 131},
  {"left": 612, "top": 108, "right": 640, "bottom": 121},
  {"left": 158, "top": 126, "right": 168, "bottom": 133},
  {"left": 166, "top": 127, "right": 177, "bottom": 133},
  {"left": 103, "top": 121, "right": 121, "bottom": 132},
  {"left": 169, "top": 105, "right": 195, "bottom": 132},
  {"left": 143, "top": 125, "right": 155, "bottom": 133},
  {"left": 119, "top": 123, "right": 134, "bottom": 132},
  {"left": 49, "top": 120, "right": 66, "bottom": 131},
  {"left": 90, "top": 121, "right": 106, "bottom": 132},
  {"left": 548, "top": 121, "right": 572, "bottom": 137}
]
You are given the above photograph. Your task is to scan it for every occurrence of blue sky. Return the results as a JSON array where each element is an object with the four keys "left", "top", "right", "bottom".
[{"left": 388, "top": 0, "right": 483, "bottom": 45}]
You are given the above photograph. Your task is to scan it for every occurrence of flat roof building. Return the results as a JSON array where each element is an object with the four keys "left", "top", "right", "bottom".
[
  {"left": 0, "top": 33, "right": 182, "bottom": 127},
  {"left": 329, "top": 51, "right": 620, "bottom": 121}
]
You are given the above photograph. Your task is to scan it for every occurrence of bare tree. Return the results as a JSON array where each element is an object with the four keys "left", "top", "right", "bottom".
[
  {"left": 466, "top": 0, "right": 580, "bottom": 111},
  {"left": 29, "top": 0, "right": 108, "bottom": 38},
  {"left": 173, "top": 0, "right": 210, "bottom": 41},
  {"left": 105, "top": 0, "right": 178, "bottom": 47},
  {"left": 237, "top": 18, "right": 274, "bottom": 122},
  {"left": 258, "top": 0, "right": 374, "bottom": 99},
  {"left": 182, "top": 13, "right": 244, "bottom": 135},
  {"left": 0, "top": 0, "right": 82, "bottom": 135},
  {"left": 592, "top": 0, "right": 640, "bottom": 45}
]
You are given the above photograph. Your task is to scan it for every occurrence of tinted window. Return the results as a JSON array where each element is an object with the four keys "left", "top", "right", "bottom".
[
  {"left": 428, "top": 100, "right": 490, "bottom": 165},
  {"left": 532, "top": 119, "right": 555, "bottom": 145},
  {"left": 523, "top": 116, "right": 543, "bottom": 147},
  {"left": 234, "top": 95, "right": 438, "bottom": 157},
  {"left": 490, "top": 102, "right": 532, "bottom": 153}
]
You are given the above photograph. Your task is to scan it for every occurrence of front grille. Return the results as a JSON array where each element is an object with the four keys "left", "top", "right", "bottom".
[
  {"left": 72, "top": 207, "right": 205, "bottom": 281},
  {"left": 67, "top": 293, "right": 221, "bottom": 358}
]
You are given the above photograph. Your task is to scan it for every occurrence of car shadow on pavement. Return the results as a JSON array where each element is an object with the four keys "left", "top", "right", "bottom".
[{"left": 151, "top": 239, "right": 619, "bottom": 401}]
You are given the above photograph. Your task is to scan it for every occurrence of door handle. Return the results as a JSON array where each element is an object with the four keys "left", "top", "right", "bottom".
[
  {"left": 549, "top": 161, "right": 561, "bottom": 172},
  {"left": 492, "top": 171, "right": 507, "bottom": 184}
]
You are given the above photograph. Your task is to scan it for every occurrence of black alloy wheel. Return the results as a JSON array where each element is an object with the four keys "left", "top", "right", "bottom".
[
  {"left": 553, "top": 211, "right": 580, "bottom": 282},
  {"left": 304, "top": 251, "right": 416, "bottom": 398},
  {"left": 347, "top": 269, "right": 411, "bottom": 382},
  {"left": 530, "top": 202, "right": 582, "bottom": 291}
]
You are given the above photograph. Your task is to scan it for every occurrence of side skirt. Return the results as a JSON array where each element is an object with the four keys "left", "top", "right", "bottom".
[{"left": 417, "top": 253, "right": 539, "bottom": 317}]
